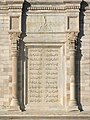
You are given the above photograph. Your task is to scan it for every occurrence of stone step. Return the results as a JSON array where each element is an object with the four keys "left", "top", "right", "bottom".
[
  {"left": 0, "top": 111, "right": 90, "bottom": 120},
  {"left": 0, "top": 115, "right": 90, "bottom": 120}
]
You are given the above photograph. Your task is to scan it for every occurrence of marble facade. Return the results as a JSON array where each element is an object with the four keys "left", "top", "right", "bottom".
[{"left": 0, "top": 0, "right": 90, "bottom": 119}]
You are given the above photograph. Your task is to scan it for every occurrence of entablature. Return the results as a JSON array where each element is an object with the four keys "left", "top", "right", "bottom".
[{"left": 0, "top": 0, "right": 81, "bottom": 12}]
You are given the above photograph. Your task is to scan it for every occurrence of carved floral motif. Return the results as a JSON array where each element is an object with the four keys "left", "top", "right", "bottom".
[
  {"left": 67, "top": 31, "right": 78, "bottom": 49},
  {"left": 9, "top": 31, "right": 21, "bottom": 43},
  {"left": 9, "top": 31, "right": 21, "bottom": 57}
]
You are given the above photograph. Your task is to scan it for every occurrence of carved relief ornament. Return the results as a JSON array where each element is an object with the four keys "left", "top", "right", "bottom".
[
  {"left": 9, "top": 31, "right": 21, "bottom": 57},
  {"left": 67, "top": 31, "right": 78, "bottom": 49},
  {"left": 9, "top": 31, "right": 21, "bottom": 44}
]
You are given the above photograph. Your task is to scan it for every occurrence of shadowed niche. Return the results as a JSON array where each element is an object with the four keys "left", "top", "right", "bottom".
[
  {"left": 75, "top": 0, "right": 88, "bottom": 112},
  {"left": 18, "top": 0, "right": 31, "bottom": 111},
  {"left": 22, "top": 0, "right": 31, "bottom": 33}
]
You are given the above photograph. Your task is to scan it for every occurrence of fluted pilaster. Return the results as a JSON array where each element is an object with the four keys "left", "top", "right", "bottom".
[
  {"left": 9, "top": 31, "right": 21, "bottom": 111},
  {"left": 67, "top": 31, "right": 79, "bottom": 111}
]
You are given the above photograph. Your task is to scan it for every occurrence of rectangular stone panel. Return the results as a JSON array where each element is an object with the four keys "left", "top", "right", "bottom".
[
  {"left": 10, "top": 16, "right": 19, "bottom": 30},
  {"left": 26, "top": 14, "right": 65, "bottom": 33},
  {"left": 27, "top": 45, "right": 63, "bottom": 109},
  {"left": 67, "top": 16, "right": 79, "bottom": 31}
]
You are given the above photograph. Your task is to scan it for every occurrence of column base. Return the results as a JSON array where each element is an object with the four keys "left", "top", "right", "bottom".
[
  {"left": 69, "top": 100, "right": 77, "bottom": 106},
  {"left": 67, "top": 105, "right": 79, "bottom": 112},
  {"left": 67, "top": 100, "right": 79, "bottom": 111},
  {"left": 9, "top": 106, "right": 20, "bottom": 111},
  {"left": 9, "top": 98, "right": 20, "bottom": 111}
]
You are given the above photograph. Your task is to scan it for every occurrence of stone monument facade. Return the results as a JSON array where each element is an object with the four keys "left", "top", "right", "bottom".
[{"left": 0, "top": 0, "right": 90, "bottom": 119}]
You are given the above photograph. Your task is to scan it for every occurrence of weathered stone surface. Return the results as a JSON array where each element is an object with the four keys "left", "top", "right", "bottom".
[{"left": 0, "top": 0, "right": 90, "bottom": 119}]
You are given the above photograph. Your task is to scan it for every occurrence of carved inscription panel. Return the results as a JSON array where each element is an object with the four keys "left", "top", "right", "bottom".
[{"left": 28, "top": 45, "right": 63, "bottom": 106}]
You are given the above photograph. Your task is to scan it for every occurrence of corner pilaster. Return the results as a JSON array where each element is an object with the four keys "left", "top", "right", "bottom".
[
  {"left": 9, "top": 31, "right": 21, "bottom": 111},
  {"left": 67, "top": 31, "right": 79, "bottom": 111}
]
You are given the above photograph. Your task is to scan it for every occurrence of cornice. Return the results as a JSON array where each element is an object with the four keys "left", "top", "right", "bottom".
[
  {"left": 0, "top": 7, "right": 8, "bottom": 10},
  {"left": 0, "top": 1, "right": 85, "bottom": 11},
  {"left": 0, "top": 6, "right": 80, "bottom": 11},
  {"left": 7, "top": 5, "right": 80, "bottom": 10},
  {"left": 5, "top": 0, "right": 82, "bottom": 4},
  {"left": 6, "top": 0, "right": 24, "bottom": 4},
  {"left": 0, "top": 1, "right": 7, "bottom": 10}
]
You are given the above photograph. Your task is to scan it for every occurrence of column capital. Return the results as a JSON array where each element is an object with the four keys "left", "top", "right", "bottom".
[
  {"left": 9, "top": 31, "right": 21, "bottom": 43},
  {"left": 9, "top": 31, "right": 21, "bottom": 57},
  {"left": 67, "top": 31, "right": 79, "bottom": 50},
  {"left": 67, "top": 31, "right": 78, "bottom": 43}
]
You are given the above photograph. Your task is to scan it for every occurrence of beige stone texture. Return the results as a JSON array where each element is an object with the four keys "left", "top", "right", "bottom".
[{"left": 0, "top": 0, "right": 90, "bottom": 119}]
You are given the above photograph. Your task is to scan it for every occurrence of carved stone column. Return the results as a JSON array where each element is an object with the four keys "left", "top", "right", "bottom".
[
  {"left": 67, "top": 31, "right": 78, "bottom": 111},
  {"left": 9, "top": 31, "right": 20, "bottom": 110}
]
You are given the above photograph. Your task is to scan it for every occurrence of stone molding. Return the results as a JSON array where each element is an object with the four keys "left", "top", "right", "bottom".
[
  {"left": 0, "top": 1, "right": 80, "bottom": 11},
  {"left": 7, "top": 6, "right": 80, "bottom": 10}
]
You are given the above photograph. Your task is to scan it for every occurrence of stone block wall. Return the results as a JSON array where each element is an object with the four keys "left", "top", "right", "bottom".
[
  {"left": 0, "top": 13, "right": 10, "bottom": 109},
  {"left": 0, "top": 0, "right": 90, "bottom": 113}
]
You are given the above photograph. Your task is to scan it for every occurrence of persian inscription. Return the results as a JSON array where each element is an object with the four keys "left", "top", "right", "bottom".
[
  {"left": 45, "top": 48, "right": 59, "bottom": 102},
  {"left": 29, "top": 48, "right": 43, "bottom": 103},
  {"left": 28, "top": 46, "right": 61, "bottom": 104}
]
